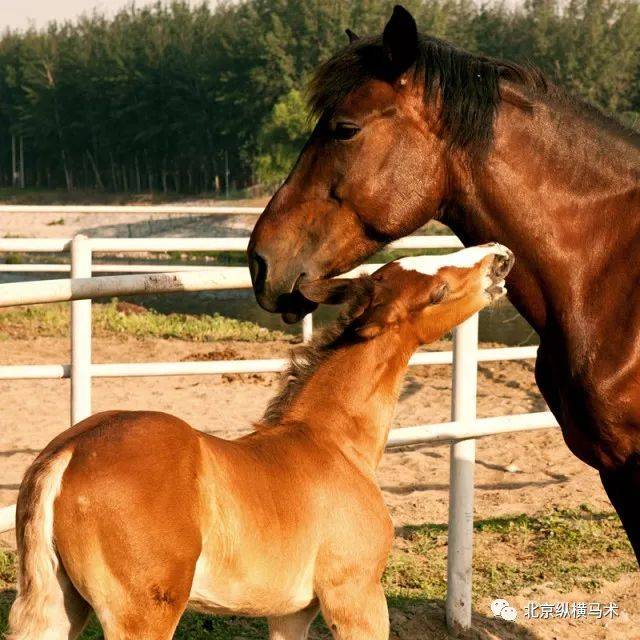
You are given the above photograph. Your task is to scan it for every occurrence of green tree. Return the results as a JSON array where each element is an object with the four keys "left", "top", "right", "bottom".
[{"left": 254, "top": 88, "right": 311, "bottom": 186}]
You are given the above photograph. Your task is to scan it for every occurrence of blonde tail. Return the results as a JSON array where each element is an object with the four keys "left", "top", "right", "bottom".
[{"left": 7, "top": 449, "right": 77, "bottom": 640}]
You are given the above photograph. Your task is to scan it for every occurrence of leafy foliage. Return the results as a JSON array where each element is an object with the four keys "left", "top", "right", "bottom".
[
  {"left": 255, "top": 89, "right": 312, "bottom": 187},
  {"left": 0, "top": 0, "right": 638, "bottom": 192}
]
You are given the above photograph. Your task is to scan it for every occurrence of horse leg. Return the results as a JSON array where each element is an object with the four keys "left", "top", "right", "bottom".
[
  {"left": 95, "top": 586, "right": 189, "bottom": 640},
  {"left": 268, "top": 602, "right": 320, "bottom": 639},
  {"left": 78, "top": 560, "right": 193, "bottom": 640},
  {"left": 600, "top": 457, "right": 640, "bottom": 564},
  {"left": 317, "top": 581, "right": 389, "bottom": 640}
]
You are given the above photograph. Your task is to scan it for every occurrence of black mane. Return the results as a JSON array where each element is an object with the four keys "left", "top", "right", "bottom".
[{"left": 308, "top": 34, "right": 547, "bottom": 151}]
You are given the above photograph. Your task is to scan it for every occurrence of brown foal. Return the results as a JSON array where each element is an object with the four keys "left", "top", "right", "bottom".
[{"left": 9, "top": 244, "right": 512, "bottom": 640}]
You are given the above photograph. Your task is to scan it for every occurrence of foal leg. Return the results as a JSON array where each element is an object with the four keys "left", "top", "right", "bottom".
[
  {"left": 97, "top": 590, "right": 189, "bottom": 640},
  {"left": 86, "top": 568, "right": 193, "bottom": 640},
  {"left": 268, "top": 602, "right": 320, "bottom": 639},
  {"left": 318, "top": 581, "right": 389, "bottom": 640},
  {"left": 600, "top": 457, "right": 640, "bottom": 564}
]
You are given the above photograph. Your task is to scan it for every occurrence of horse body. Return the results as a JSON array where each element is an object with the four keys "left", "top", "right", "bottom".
[
  {"left": 10, "top": 245, "right": 512, "bottom": 639},
  {"left": 447, "top": 94, "right": 640, "bottom": 471},
  {"left": 247, "top": 6, "right": 640, "bottom": 561}
]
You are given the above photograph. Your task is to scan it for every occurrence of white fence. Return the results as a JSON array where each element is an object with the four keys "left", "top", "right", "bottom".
[{"left": 0, "top": 211, "right": 558, "bottom": 632}]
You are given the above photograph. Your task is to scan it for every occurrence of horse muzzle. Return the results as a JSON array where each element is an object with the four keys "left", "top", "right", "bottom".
[{"left": 248, "top": 249, "right": 318, "bottom": 322}]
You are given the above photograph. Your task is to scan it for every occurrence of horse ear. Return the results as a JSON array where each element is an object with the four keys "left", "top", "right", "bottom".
[
  {"left": 499, "top": 81, "right": 534, "bottom": 112},
  {"left": 383, "top": 5, "right": 419, "bottom": 73},
  {"left": 356, "top": 298, "right": 406, "bottom": 339},
  {"left": 345, "top": 28, "right": 359, "bottom": 43}
]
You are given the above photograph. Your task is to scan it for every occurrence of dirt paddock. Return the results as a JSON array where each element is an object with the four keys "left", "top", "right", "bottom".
[{"left": 1, "top": 335, "right": 638, "bottom": 638}]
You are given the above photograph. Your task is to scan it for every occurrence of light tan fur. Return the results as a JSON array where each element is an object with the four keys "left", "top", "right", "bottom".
[
  {"left": 9, "top": 245, "right": 513, "bottom": 640},
  {"left": 8, "top": 449, "right": 91, "bottom": 640}
]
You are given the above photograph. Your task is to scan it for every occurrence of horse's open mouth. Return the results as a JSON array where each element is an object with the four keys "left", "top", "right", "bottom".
[{"left": 484, "top": 249, "right": 514, "bottom": 299}]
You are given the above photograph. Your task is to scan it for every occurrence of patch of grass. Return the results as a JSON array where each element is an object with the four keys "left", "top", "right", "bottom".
[
  {"left": 3, "top": 253, "right": 23, "bottom": 264},
  {"left": 385, "top": 506, "right": 635, "bottom": 602},
  {"left": 0, "top": 550, "right": 16, "bottom": 587},
  {"left": 0, "top": 300, "right": 286, "bottom": 342}
]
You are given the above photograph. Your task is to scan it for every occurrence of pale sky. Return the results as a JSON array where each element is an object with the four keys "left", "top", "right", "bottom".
[
  {"left": 1, "top": 0, "right": 207, "bottom": 31},
  {"left": 1, "top": 0, "right": 515, "bottom": 32}
]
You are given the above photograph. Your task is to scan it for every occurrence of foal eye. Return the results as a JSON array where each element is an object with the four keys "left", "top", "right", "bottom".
[{"left": 332, "top": 123, "right": 360, "bottom": 141}]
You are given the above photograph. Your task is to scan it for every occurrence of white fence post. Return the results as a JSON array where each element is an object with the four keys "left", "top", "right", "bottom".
[
  {"left": 71, "top": 235, "right": 92, "bottom": 425},
  {"left": 302, "top": 313, "right": 313, "bottom": 343},
  {"left": 446, "top": 313, "right": 479, "bottom": 633}
]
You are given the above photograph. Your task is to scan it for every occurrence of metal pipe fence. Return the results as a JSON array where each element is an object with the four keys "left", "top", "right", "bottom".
[{"left": 0, "top": 217, "right": 558, "bottom": 632}]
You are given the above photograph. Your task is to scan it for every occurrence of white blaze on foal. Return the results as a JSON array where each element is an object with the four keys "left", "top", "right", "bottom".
[{"left": 397, "top": 242, "right": 513, "bottom": 300}]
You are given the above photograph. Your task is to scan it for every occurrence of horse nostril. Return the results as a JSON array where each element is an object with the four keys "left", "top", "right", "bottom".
[{"left": 249, "top": 252, "right": 269, "bottom": 292}]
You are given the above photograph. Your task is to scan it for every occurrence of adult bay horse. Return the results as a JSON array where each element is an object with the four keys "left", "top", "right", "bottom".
[
  {"left": 8, "top": 245, "right": 512, "bottom": 640},
  {"left": 248, "top": 5, "right": 640, "bottom": 561}
]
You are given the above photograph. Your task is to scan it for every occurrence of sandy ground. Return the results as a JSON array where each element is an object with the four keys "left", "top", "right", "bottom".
[
  {"left": 0, "top": 196, "right": 269, "bottom": 240},
  {"left": 1, "top": 335, "right": 637, "bottom": 638},
  {"left": 0, "top": 336, "right": 605, "bottom": 526}
]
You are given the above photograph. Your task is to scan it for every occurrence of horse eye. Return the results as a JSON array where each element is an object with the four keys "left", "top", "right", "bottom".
[{"left": 332, "top": 123, "right": 360, "bottom": 141}]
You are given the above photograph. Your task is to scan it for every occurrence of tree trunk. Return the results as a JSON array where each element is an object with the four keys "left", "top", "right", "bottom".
[
  {"left": 86, "top": 150, "right": 104, "bottom": 189},
  {"left": 135, "top": 156, "right": 142, "bottom": 192},
  {"left": 61, "top": 148, "right": 73, "bottom": 191},
  {"left": 110, "top": 154, "right": 118, "bottom": 191}
]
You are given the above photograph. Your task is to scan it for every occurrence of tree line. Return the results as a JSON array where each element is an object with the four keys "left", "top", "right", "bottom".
[{"left": 0, "top": 0, "right": 638, "bottom": 193}]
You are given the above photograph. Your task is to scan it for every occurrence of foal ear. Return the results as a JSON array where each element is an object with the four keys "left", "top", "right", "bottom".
[
  {"left": 383, "top": 5, "right": 419, "bottom": 73},
  {"left": 356, "top": 298, "right": 406, "bottom": 339},
  {"left": 345, "top": 28, "right": 360, "bottom": 43},
  {"left": 353, "top": 282, "right": 407, "bottom": 339},
  {"left": 299, "top": 279, "right": 355, "bottom": 305}
]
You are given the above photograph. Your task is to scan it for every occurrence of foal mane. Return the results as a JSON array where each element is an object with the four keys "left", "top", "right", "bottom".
[
  {"left": 308, "top": 34, "right": 547, "bottom": 152},
  {"left": 261, "top": 276, "right": 373, "bottom": 426}
]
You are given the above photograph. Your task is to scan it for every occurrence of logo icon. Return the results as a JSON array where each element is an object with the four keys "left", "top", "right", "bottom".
[{"left": 491, "top": 598, "right": 518, "bottom": 621}]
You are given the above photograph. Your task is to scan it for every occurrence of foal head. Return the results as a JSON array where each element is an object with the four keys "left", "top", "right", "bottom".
[
  {"left": 248, "top": 5, "right": 541, "bottom": 320},
  {"left": 261, "top": 242, "right": 512, "bottom": 426},
  {"left": 300, "top": 243, "right": 514, "bottom": 345}
]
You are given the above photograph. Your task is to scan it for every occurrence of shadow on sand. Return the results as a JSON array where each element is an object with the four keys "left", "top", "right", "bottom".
[{"left": 78, "top": 214, "right": 253, "bottom": 240}]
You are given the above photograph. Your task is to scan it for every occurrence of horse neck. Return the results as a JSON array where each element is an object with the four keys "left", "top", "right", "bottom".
[
  {"left": 281, "top": 330, "right": 415, "bottom": 473},
  {"left": 444, "top": 97, "right": 640, "bottom": 347}
]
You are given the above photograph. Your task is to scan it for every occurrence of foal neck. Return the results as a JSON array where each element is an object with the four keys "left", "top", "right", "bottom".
[{"left": 271, "top": 327, "right": 416, "bottom": 473}]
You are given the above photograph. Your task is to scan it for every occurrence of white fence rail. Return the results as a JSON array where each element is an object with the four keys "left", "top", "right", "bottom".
[{"left": 0, "top": 218, "right": 558, "bottom": 632}]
